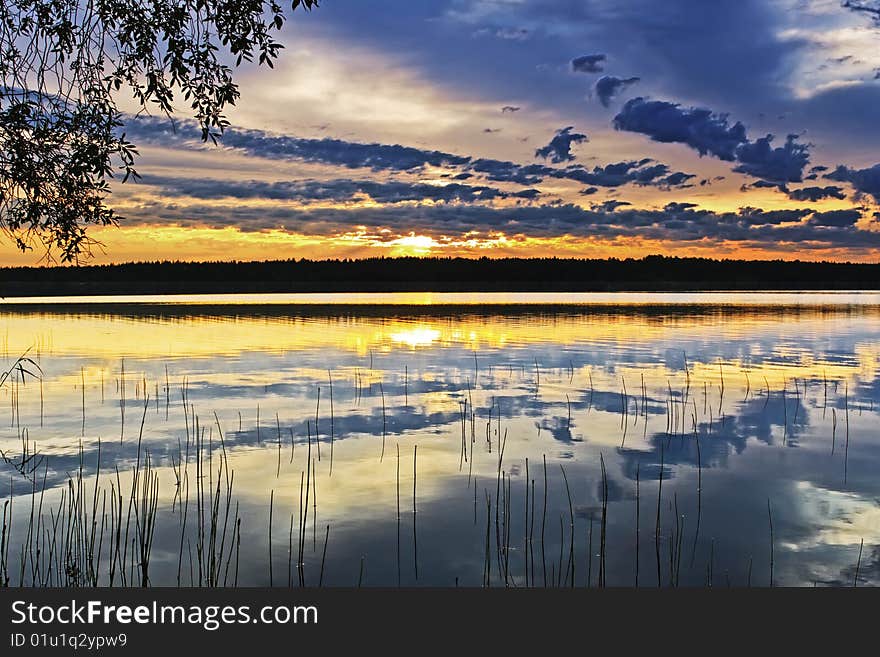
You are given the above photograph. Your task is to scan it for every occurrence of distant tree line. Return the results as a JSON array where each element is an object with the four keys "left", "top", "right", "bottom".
[{"left": 1, "top": 256, "right": 878, "bottom": 296}]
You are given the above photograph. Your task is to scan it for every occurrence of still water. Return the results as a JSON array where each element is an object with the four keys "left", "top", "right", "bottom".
[{"left": 1, "top": 292, "right": 879, "bottom": 587}]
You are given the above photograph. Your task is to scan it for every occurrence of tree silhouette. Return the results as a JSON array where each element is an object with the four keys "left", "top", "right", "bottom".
[
  {"left": 2, "top": 256, "right": 879, "bottom": 295},
  {"left": 0, "top": 0, "right": 317, "bottom": 262}
]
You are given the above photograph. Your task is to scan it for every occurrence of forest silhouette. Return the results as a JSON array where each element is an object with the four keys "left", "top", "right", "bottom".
[{"left": 1, "top": 256, "right": 878, "bottom": 296}]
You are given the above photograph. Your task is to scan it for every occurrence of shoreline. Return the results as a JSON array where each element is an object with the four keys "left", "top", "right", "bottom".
[{"left": 1, "top": 255, "right": 879, "bottom": 296}]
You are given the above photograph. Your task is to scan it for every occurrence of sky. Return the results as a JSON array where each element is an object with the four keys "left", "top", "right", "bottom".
[{"left": 7, "top": 0, "right": 880, "bottom": 264}]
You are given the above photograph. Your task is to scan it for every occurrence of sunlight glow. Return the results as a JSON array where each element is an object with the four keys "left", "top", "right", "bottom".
[{"left": 389, "top": 327, "right": 443, "bottom": 348}]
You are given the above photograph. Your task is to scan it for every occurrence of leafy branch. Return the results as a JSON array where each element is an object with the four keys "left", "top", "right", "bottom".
[{"left": 0, "top": 0, "right": 318, "bottom": 262}]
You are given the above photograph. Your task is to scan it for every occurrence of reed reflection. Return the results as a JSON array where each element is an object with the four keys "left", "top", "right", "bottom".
[{"left": 1, "top": 295, "right": 879, "bottom": 586}]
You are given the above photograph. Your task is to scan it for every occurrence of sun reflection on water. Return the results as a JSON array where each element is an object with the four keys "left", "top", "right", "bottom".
[{"left": 2, "top": 294, "right": 880, "bottom": 586}]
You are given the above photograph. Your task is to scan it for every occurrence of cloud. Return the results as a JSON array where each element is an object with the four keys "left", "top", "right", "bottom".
[
  {"left": 735, "top": 207, "right": 812, "bottom": 225},
  {"left": 807, "top": 209, "right": 862, "bottom": 227},
  {"left": 475, "top": 26, "right": 530, "bottom": 40},
  {"left": 444, "top": 0, "right": 814, "bottom": 131},
  {"left": 121, "top": 196, "right": 876, "bottom": 251},
  {"left": 733, "top": 134, "right": 811, "bottom": 183},
  {"left": 124, "top": 116, "right": 471, "bottom": 172},
  {"left": 553, "top": 159, "right": 648, "bottom": 187},
  {"left": 825, "top": 163, "right": 880, "bottom": 201},
  {"left": 497, "top": 27, "right": 530, "bottom": 40},
  {"left": 785, "top": 185, "right": 847, "bottom": 202},
  {"left": 746, "top": 180, "right": 785, "bottom": 191},
  {"left": 663, "top": 202, "right": 698, "bottom": 212},
  {"left": 140, "top": 175, "right": 542, "bottom": 205},
  {"left": 534, "top": 126, "right": 589, "bottom": 163},
  {"left": 125, "top": 116, "right": 695, "bottom": 193},
  {"left": 549, "top": 159, "right": 694, "bottom": 190},
  {"left": 614, "top": 97, "right": 811, "bottom": 182},
  {"left": 844, "top": 2, "right": 880, "bottom": 21},
  {"left": 594, "top": 75, "right": 640, "bottom": 107},
  {"left": 659, "top": 171, "right": 697, "bottom": 188},
  {"left": 592, "top": 200, "right": 632, "bottom": 212},
  {"left": 614, "top": 97, "right": 747, "bottom": 160},
  {"left": 571, "top": 53, "right": 606, "bottom": 73},
  {"left": 631, "top": 163, "right": 672, "bottom": 184},
  {"left": 468, "top": 156, "right": 695, "bottom": 190},
  {"left": 470, "top": 158, "right": 549, "bottom": 185}
]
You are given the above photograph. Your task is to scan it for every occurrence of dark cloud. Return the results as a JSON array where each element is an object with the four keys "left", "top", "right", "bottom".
[
  {"left": 511, "top": 188, "right": 543, "bottom": 200},
  {"left": 580, "top": 186, "right": 599, "bottom": 195},
  {"left": 469, "top": 156, "right": 695, "bottom": 190},
  {"left": 123, "top": 196, "right": 876, "bottom": 250},
  {"left": 470, "top": 158, "right": 549, "bottom": 185},
  {"left": 614, "top": 97, "right": 747, "bottom": 160},
  {"left": 549, "top": 159, "right": 693, "bottom": 190},
  {"left": 825, "top": 163, "right": 880, "bottom": 201},
  {"left": 534, "top": 126, "right": 589, "bottom": 163},
  {"left": 733, "top": 134, "right": 811, "bottom": 183},
  {"left": 140, "top": 175, "right": 541, "bottom": 205},
  {"left": 592, "top": 200, "right": 631, "bottom": 212},
  {"left": 125, "top": 116, "right": 695, "bottom": 194},
  {"left": 785, "top": 186, "right": 847, "bottom": 202},
  {"left": 614, "top": 97, "right": 811, "bottom": 182},
  {"left": 571, "top": 53, "right": 606, "bottom": 73},
  {"left": 441, "top": 0, "right": 810, "bottom": 130},
  {"left": 664, "top": 202, "right": 698, "bottom": 212},
  {"left": 659, "top": 171, "right": 696, "bottom": 188},
  {"left": 746, "top": 180, "right": 785, "bottom": 190},
  {"left": 327, "top": 1, "right": 878, "bottom": 162},
  {"left": 594, "top": 75, "right": 640, "bottom": 107},
  {"left": 844, "top": 2, "right": 880, "bottom": 22},
  {"left": 808, "top": 209, "right": 862, "bottom": 227},
  {"left": 554, "top": 159, "right": 651, "bottom": 187},
  {"left": 735, "top": 207, "right": 811, "bottom": 225},
  {"left": 124, "top": 116, "right": 471, "bottom": 172},
  {"left": 797, "top": 82, "right": 880, "bottom": 154},
  {"left": 632, "top": 163, "right": 672, "bottom": 184}
]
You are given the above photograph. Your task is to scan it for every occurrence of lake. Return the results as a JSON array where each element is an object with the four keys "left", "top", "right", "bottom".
[{"left": 1, "top": 292, "right": 879, "bottom": 587}]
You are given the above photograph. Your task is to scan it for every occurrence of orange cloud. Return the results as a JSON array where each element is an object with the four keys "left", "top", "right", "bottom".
[{"left": 1, "top": 224, "right": 876, "bottom": 266}]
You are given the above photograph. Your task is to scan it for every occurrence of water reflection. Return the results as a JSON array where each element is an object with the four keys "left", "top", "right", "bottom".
[{"left": 1, "top": 293, "right": 879, "bottom": 587}]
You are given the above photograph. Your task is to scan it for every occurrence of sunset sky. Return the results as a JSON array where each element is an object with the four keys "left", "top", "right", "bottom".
[{"left": 6, "top": 0, "right": 880, "bottom": 265}]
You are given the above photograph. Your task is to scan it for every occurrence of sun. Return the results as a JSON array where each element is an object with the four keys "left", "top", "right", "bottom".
[{"left": 387, "top": 233, "right": 439, "bottom": 256}]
